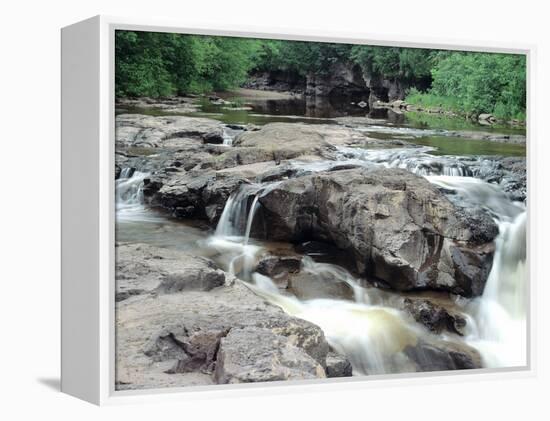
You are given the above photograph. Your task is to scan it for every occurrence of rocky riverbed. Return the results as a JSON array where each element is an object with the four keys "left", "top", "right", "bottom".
[{"left": 115, "top": 95, "right": 527, "bottom": 390}]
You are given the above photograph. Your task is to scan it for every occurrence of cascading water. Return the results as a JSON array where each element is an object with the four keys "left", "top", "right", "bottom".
[
  {"left": 116, "top": 115, "right": 526, "bottom": 374},
  {"left": 206, "top": 144, "right": 527, "bottom": 373},
  {"left": 205, "top": 184, "right": 450, "bottom": 375},
  {"left": 337, "top": 146, "right": 474, "bottom": 177},
  {"left": 115, "top": 170, "right": 152, "bottom": 222},
  {"left": 246, "top": 260, "right": 428, "bottom": 375},
  {"left": 207, "top": 183, "right": 271, "bottom": 280},
  {"left": 425, "top": 176, "right": 527, "bottom": 367},
  {"left": 222, "top": 129, "right": 233, "bottom": 146}
]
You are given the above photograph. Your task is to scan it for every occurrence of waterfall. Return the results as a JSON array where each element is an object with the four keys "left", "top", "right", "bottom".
[
  {"left": 426, "top": 176, "right": 524, "bottom": 220},
  {"left": 300, "top": 256, "right": 366, "bottom": 303},
  {"left": 222, "top": 129, "right": 233, "bottom": 146},
  {"left": 116, "top": 170, "right": 149, "bottom": 209},
  {"left": 465, "top": 211, "right": 527, "bottom": 367},
  {"left": 243, "top": 195, "right": 260, "bottom": 245},
  {"left": 424, "top": 176, "right": 527, "bottom": 367},
  {"left": 207, "top": 183, "right": 266, "bottom": 281},
  {"left": 115, "top": 169, "right": 154, "bottom": 222},
  {"left": 119, "top": 167, "right": 135, "bottom": 179},
  {"left": 246, "top": 274, "right": 422, "bottom": 376},
  {"left": 215, "top": 184, "right": 263, "bottom": 238},
  {"left": 197, "top": 139, "right": 527, "bottom": 374}
]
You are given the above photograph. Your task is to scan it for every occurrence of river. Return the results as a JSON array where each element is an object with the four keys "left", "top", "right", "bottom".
[{"left": 116, "top": 91, "right": 527, "bottom": 375}]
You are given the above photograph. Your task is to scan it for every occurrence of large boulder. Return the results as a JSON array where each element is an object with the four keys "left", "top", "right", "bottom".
[
  {"left": 233, "top": 122, "right": 383, "bottom": 159},
  {"left": 258, "top": 167, "right": 496, "bottom": 297},
  {"left": 143, "top": 170, "right": 246, "bottom": 222}
]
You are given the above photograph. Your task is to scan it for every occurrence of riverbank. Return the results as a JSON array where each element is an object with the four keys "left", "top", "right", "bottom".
[
  {"left": 371, "top": 98, "right": 526, "bottom": 128},
  {"left": 115, "top": 95, "right": 527, "bottom": 390}
]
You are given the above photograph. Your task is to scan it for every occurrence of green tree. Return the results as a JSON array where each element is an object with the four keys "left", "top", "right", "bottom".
[
  {"left": 430, "top": 52, "right": 526, "bottom": 118},
  {"left": 350, "top": 46, "right": 434, "bottom": 84}
]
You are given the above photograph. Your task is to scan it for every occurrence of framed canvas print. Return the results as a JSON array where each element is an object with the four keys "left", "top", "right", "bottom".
[{"left": 61, "top": 16, "right": 533, "bottom": 405}]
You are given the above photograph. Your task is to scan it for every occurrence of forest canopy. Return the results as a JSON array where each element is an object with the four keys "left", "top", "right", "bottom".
[{"left": 115, "top": 30, "right": 526, "bottom": 119}]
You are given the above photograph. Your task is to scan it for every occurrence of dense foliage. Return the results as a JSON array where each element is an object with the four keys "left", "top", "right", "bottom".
[
  {"left": 350, "top": 46, "right": 434, "bottom": 86},
  {"left": 252, "top": 40, "right": 352, "bottom": 76},
  {"left": 115, "top": 31, "right": 261, "bottom": 96},
  {"left": 116, "top": 31, "right": 526, "bottom": 119},
  {"left": 423, "top": 52, "right": 526, "bottom": 119}
]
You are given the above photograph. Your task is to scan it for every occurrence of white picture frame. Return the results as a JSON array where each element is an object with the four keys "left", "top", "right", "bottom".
[{"left": 61, "top": 15, "right": 536, "bottom": 405}]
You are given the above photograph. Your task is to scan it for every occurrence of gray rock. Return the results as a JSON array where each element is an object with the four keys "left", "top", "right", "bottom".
[
  {"left": 116, "top": 243, "right": 225, "bottom": 296},
  {"left": 259, "top": 167, "right": 496, "bottom": 297},
  {"left": 256, "top": 255, "right": 302, "bottom": 288},
  {"left": 116, "top": 114, "right": 225, "bottom": 148},
  {"left": 288, "top": 270, "right": 355, "bottom": 301},
  {"left": 214, "top": 327, "right": 326, "bottom": 384},
  {"left": 202, "top": 131, "right": 225, "bottom": 144},
  {"left": 325, "top": 351, "right": 353, "bottom": 377},
  {"left": 403, "top": 298, "right": 467, "bottom": 335},
  {"left": 232, "top": 122, "right": 377, "bottom": 159},
  {"left": 144, "top": 170, "right": 245, "bottom": 222},
  {"left": 404, "top": 340, "right": 482, "bottom": 371},
  {"left": 155, "top": 269, "right": 225, "bottom": 294}
]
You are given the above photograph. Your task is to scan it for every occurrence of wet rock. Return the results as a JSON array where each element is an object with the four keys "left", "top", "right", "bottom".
[
  {"left": 325, "top": 351, "right": 353, "bottom": 377},
  {"left": 256, "top": 255, "right": 302, "bottom": 288},
  {"left": 214, "top": 327, "right": 326, "bottom": 383},
  {"left": 202, "top": 131, "right": 225, "bottom": 144},
  {"left": 405, "top": 340, "right": 482, "bottom": 371},
  {"left": 403, "top": 298, "right": 467, "bottom": 335},
  {"left": 466, "top": 156, "right": 527, "bottom": 202},
  {"left": 294, "top": 240, "right": 357, "bottom": 270},
  {"left": 145, "top": 170, "right": 245, "bottom": 222},
  {"left": 288, "top": 270, "right": 355, "bottom": 301},
  {"left": 259, "top": 167, "right": 496, "bottom": 297}
]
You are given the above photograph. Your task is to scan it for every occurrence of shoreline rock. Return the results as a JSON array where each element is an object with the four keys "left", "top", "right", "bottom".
[{"left": 115, "top": 243, "right": 340, "bottom": 390}]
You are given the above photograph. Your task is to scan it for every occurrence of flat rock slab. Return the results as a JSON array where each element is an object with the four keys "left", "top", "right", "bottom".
[
  {"left": 116, "top": 114, "right": 225, "bottom": 148},
  {"left": 116, "top": 243, "right": 226, "bottom": 300}
]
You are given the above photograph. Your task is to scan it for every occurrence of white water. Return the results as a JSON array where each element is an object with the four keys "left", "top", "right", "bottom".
[
  {"left": 207, "top": 183, "right": 446, "bottom": 375},
  {"left": 115, "top": 170, "right": 157, "bottom": 222},
  {"left": 425, "top": 176, "right": 527, "bottom": 368},
  {"left": 337, "top": 146, "right": 474, "bottom": 177},
  {"left": 205, "top": 151, "right": 527, "bottom": 372},
  {"left": 222, "top": 129, "right": 233, "bottom": 146},
  {"left": 116, "top": 141, "right": 527, "bottom": 373}
]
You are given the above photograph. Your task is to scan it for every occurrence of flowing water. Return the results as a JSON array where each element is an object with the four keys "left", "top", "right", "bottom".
[{"left": 116, "top": 96, "right": 527, "bottom": 375}]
